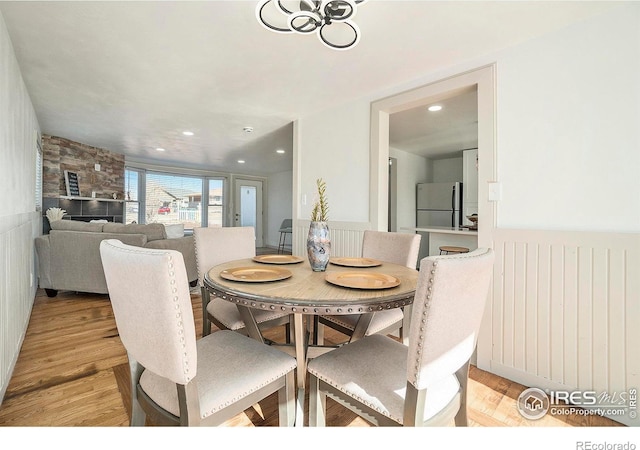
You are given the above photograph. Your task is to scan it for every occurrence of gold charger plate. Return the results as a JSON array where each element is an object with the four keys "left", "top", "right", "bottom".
[
  {"left": 220, "top": 266, "right": 292, "bottom": 283},
  {"left": 325, "top": 271, "right": 400, "bottom": 290},
  {"left": 252, "top": 254, "right": 304, "bottom": 265},
  {"left": 329, "top": 257, "right": 382, "bottom": 268}
]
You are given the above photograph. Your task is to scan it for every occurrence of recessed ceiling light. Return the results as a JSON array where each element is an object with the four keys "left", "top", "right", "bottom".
[
  {"left": 237, "top": 159, "right": 245, "bottom": 164},
  {"left": 156, "top": 147, "right": 165, "bottom": 152},
  {"left": 182, "top": 130, "right": 194, "bottom": 136},
  {"left": 243, "top": 126, "right": 254, "bottom": 133},
  {"left": 276, "top": 149, "right": 285, "bottom": 154},
  {"left": 428, "top": 105, "right": 443, "bottom": 112}
]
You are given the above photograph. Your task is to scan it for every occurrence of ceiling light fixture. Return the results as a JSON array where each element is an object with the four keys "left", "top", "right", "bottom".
[
  {"left": 156, "top": 147, "right": 166, "bottom": 152},
  {"left": 183, "top": 131, "right": 194, "bottom": 136},
  {"left": 428, "top": 105, "right": 443, "bottom": 112},
  {"left": 256, "top": 0, "right": 368, "bottom": 51},
  {"left": 238, "top": 160, "right": 246, "bottom": 164},
  {"left": 243, "top": 126, "right": 254, "bottom": 133},
  {"left": 276, "top": 149, "right": 286, "bottom": 154}
]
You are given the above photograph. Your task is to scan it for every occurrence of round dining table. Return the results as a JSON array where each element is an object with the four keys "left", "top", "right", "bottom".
[{"left": 203, "top": 255, "right": 419, "bottom": 425}]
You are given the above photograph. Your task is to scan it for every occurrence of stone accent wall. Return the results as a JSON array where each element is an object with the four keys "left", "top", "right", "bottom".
[
  {"left": 42, "top": 135, "right": 125, "bottom": 199},
  {"left": 42, "top": 135, "right": 125, "bottom": 232}
]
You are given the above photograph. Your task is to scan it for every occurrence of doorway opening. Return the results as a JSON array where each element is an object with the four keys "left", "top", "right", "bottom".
[
  {"left": 369, "top": 64, "right": 496, "bottom": 367},
  {"left": 369, "top": 65, "right": 495, "bottom": 245}
]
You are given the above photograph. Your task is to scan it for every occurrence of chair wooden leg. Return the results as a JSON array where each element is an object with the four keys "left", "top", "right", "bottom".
[
  {"left": 285, "top": 322, "right": 293, "bottom": 344},
  {"left": 308, "top": 374, "right": 326, "bottom": 426},
  {"left": 278, "top": 371, "right": 296, "bottom": 426},
  {"left": 403, "top": 382, "right": 427, "bottom": 426},
  {"left": 201, "top": 287, "right": 211, "bottom": 336},
  {"left": 278, "top": 232, "right": 284, "bottom": 254},
  {"left": 313, "top": 317, "right": 325, "bottom": 345},
  {"left": 128, "top": 356, "right": 146, "bottom": 426},
  {"left": 454, "top": 360, "right": 470, "bottom": 426}
]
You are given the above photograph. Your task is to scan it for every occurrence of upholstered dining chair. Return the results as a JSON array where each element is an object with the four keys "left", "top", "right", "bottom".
[
  {"left": 194, "top": 226, "right": 291, "bottom": 339},
  {"left": 307, "top": 248, "right": 494, "bottom": 427},
  {"left": 316, "top": 230, "right": 421, "bottom": 344},
  {"left": 99, "top": 239, "right": 297, "bottom": 426}
]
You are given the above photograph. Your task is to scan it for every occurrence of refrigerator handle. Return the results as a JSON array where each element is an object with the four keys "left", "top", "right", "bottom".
[{"left": 451, "top": 186, "right": 455, "bottom": 211}]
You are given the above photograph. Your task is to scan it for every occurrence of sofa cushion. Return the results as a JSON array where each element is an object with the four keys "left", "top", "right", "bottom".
[
  {"left": 102, "top": 223, "right": 167, "bottom": 241},
  {"left": 49, "top": 230, "right": 147, "bottom": 294},
  {"left": 50, "top": 220, "right": 105, "bottom": 232}
]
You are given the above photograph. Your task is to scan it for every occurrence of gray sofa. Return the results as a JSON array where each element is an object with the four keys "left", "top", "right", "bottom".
[{"left": 35, "top": 220, "right": 198, "bottom": 297}]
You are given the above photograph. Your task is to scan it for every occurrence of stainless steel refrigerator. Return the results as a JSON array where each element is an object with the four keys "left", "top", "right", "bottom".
[
  {"left": 416, "top": 181, "right": 463, "bottom": 228},
  {"left": 416, "top": 181, "right": 463, "bottom": 260}
]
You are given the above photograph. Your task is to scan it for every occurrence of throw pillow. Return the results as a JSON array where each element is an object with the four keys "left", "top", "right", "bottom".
[{"left": 165, "top": 223, "right": 184, "bottom": 239}]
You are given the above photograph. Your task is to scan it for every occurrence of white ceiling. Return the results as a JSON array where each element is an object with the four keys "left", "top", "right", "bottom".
[
  {"left": 389, "top": 87, "right": 478, "bottom": 160},
  {"left": 0, "top": 1, "right": 619, "bottom": 175}
]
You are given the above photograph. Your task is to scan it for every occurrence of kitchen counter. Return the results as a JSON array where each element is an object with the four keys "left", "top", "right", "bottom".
[
  {"left": 401, "top": 226, "right": 478, "bottom": 236},
  {"left": 401, "top": 226, "right": 478, "bottom": 261}
]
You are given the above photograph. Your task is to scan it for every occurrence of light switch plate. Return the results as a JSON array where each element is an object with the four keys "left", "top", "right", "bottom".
[
  {"left": 94, "top": 163, "right": 101, "bottom": 171},
  {"left": 488, "top": 182, "right": 502, "bottom": 201}
]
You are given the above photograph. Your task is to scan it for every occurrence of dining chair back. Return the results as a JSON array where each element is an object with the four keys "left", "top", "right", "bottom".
[
  {"left": 361, "top": 230, "right": 421, "bottom": 269},
  {"left": 316, "top": 231, "right": 421, "bottom": 343},
  {"left": 194, "top": 226, "right": 291, "bottom": 338},
  {"left": 308, "top": 248, "right": 494, "bottom": 427},
  {"left": 100, "top": 239, "right": 296, "bottom": 426}
]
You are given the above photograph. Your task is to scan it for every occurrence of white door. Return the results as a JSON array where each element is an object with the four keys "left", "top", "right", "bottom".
[{"left": 234, "top": 179, "right": 263, "bottom": 247}]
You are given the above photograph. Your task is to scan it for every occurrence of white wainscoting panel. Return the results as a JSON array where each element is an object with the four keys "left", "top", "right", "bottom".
[
  {"left": 0, "top": 212, "right": 39, "bottom": 402},
  {"left": 482, "top": 228, "right": 639, "bottom": 426},
  {"left": 293, "top": 220, "right": 371, "bottom": 258}
]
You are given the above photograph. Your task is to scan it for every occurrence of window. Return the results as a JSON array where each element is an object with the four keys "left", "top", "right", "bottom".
[
  {"left": 146, "top": 172, "right": 203, "bottom": 230},
  {"left": 125, "top": 168, "right": 226, "bottom": 230},
  {"left": 208, "top": 178, "right": 224, "bottom": 227},
  {"left": 124, "top": 169, "right": 141, "bottom": 224}
]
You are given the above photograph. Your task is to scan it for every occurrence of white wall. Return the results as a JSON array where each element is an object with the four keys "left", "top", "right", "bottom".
[
  {"left": 0, "top": 11, "right": 41, "bottom": 402},
  {"left": 266, "top": 170, "right": 292, "bottom": 248},
  {"left": 389, "top": 146, "right": 428, "bottom": 231},
  {"left": 430, "top": 156, "right": 463, "bottom": 183},
  {"left": 298, "top": 3, "right": 639, "bottom": 233},
  {"left": 297, "top": 100, "right": 370, "bottom": 223},
  {"left": 496, "top": 4, "right": 640, "bottom": 232},
  {"left": 296, "top": 3, "right": 640, "bottom": 425}
]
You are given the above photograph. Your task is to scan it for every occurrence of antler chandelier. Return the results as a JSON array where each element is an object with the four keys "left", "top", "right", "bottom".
[{"left": 256, "top": 0, "right": 368, "bottom": 50}]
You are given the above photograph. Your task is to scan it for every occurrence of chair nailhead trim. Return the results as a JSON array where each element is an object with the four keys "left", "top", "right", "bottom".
[{"left": 414, "top": 261, "right": 437, "bottom": 384}]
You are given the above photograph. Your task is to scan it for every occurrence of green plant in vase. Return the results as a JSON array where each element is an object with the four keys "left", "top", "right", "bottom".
[
  {"left": 311, "top": 178, "right": 329, "bottom": 222},
  {"left": 307, "top": 178, "right": 331, "bottom": 271}
]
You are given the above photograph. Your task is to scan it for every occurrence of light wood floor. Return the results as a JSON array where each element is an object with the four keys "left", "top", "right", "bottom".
[{"left": 0, "top": 288, "right": 623, "bottom": 428}]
